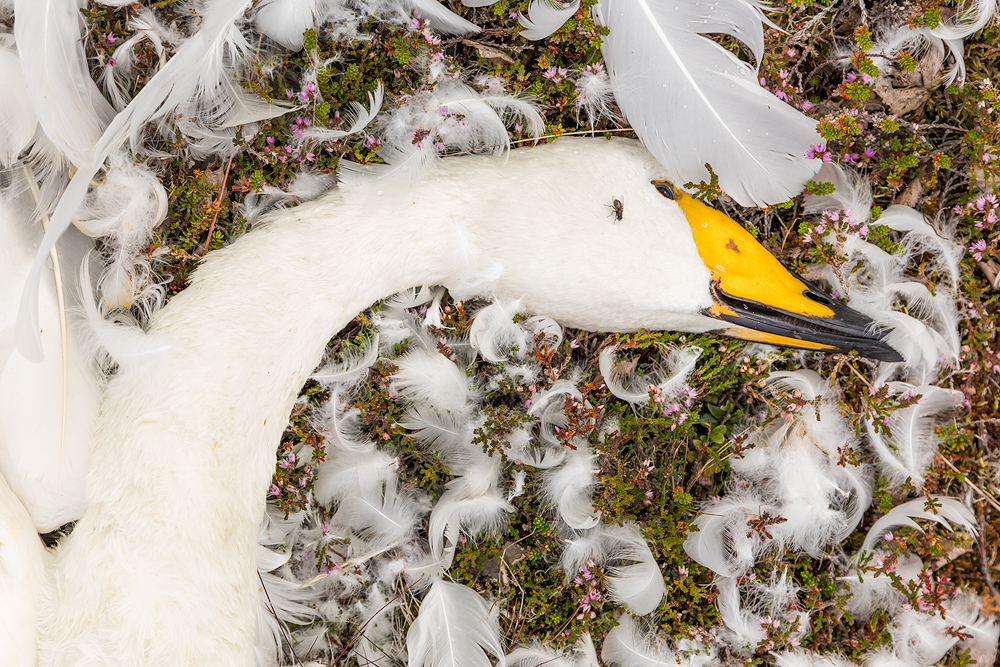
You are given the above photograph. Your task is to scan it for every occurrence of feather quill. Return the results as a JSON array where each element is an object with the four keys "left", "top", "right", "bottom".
[
  {"left": 407, "top": 579, "right": 506, "bottom": 667},
  {"left": 594, "top": 0, "right": 822, "bottom": 206}
]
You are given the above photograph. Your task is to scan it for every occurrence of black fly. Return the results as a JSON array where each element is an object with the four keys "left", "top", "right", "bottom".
[{"left": 607, "top": 198, "right": 624, "bottom": 221}]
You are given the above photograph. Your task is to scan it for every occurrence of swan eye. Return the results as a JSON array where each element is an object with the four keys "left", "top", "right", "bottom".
[{"left": 652, "top": 180, "right": 677, "bottom": 200}]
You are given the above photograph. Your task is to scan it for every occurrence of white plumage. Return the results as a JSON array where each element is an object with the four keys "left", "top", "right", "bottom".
[{"left": 0, "top": 0, "right": 988, "bottom": 663}]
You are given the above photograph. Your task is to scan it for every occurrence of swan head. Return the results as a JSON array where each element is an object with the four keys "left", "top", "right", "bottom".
[{"left": 450, "top": 137, "right": 901, "bottom": 362}]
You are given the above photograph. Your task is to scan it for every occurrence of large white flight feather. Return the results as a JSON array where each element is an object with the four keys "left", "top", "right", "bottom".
[
  {"left": 0, "top": 42, "right": 37, "bottom": 167},
  {"left": 0, "top": 185, "right": 97, "bottom": 532},
  {"left": 593, "top": 0, "right": 822, "bottom": 206},
  {"left": 14, "top": 0, "right": 116, "bottom": 168}
]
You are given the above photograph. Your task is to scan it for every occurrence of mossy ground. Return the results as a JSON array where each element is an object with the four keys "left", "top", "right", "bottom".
[{"left": 79, "top": 0, "right": 1000, "bottom": 664}]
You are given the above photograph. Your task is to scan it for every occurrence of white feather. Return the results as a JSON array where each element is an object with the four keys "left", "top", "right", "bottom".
[
  {"left": 311, "top": 334, "right": 380, "bottom": 388},
  {"left": 602, "top": 613, "right": 714, "bottom": 666},
  {"left": 715, "top": 575, "right": 765, "bottom": 649},
  {"left": 599, "top": 344, "right": 701, "bottom": 405},
  {"left": 593, "top": 0, "right": 822, "bottom": 206},
  {"left": 254, "top": 0, "right": 318, "bottom": 51},
  {"left": 865, "top": 385, "right": 963, "bottom": 490},
  {"left": 427, "top": 477, "right": 512, "bottom": 567},
  {"left": 329, "top": 477, "right": 424, "bottom": 546},
  {"left": 519, "top": 0, "right": 580, "bottom": 40},
  {"left": 314, "top": 387, "right": 378, "bottom": 451},
  {"left": 255, "top": 542, "right": 317, "bottom": 667},
  {"left": 13, "top": 0, "right": 115, "bottom": 167},
  {"left": 543, "top": 442, "right": 601, "bottom": 529},
  {"left": 299, "top": 83, "right": 384, "bottom": 144},
  {"left": 683, "top": 484, "right": 769, "bottom": 577},
  {"left": 601, "top": 523, "right": 666, "bottom": 615},
  {"left": 469, "top": 298, "right": 528, "bottom": 362},
  {"left": 861, "top": 496, "right": 976, "bottom": 553},
  {"left": 508, "top": 633, "right": 599, "bottom": 667},
  {"left": 948, "top": 591, "right": 1000, "bottom": 667},
  {"left": 878, "top": 205, "right": 961, "bottom": 290},
  {"left": 394, "top": 347, "right": 474, "bottom": 414},
  {"left": 573, "top": 62, "right": 618, "bottom": 126},
  {"left": 0, "top": 43, "right": 37, "bottom": 167},
  {"left": 407, "top": 0, "right": 482, "bottom": 35},
  {"left": 314, "top": 446, "right": 398, "bottom": 506},
  {"left": 406, "top": 579, "right": 506, "bottom": 667},
  {"left": 73, "top": 152, "right": 168, "bottom": 312},
  {"left": 17, "top": 0, "right": 292, "bottom": 360},
  {"left": 0, "top": 185, "right": 97, "bottom": 532}
]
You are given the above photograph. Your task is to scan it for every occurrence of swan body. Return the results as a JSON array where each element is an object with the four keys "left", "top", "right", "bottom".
[{"left": 4, "top": 137, "right": 898, "bottom": 665}]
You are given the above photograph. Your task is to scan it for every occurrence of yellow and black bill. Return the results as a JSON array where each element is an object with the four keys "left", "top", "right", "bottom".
[
  {"left": 658, "top": 180, "right": 903, "bottom": 363},
  {"left": 707, "top": 276, "right": 904, "bottom": 362}
]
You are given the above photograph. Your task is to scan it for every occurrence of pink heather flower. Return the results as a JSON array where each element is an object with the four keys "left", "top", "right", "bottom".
[
  {"left": 970, "top": 239, "right": 988, "bottom": 261},
  {"left": 864, "top": 147, "right": 876, "bottom": 158},
  {"left": 268, "top": 484, "right": 279, "bottom": 495},
  {"left": 860, "top": 72, "right": 874, "bottom": 84},
  {"left": 542, "top": 66, "right": 568, "bottom": 83},
  {"left": 843, "top": 152, "right": 860, "bottom": 161},
  {"left": 410, "top": 17, "right": 421, "bottom": 29},
  {"left": 884, "top": 531, "right": 894, "bottom": 541},
  {"left": 806, "top": 144, "right": 831, "bottom": 162},
  {"left": 845, "top": 72, "right": 857, "bottom": 83},
  {"left": 800, "top": 100, "right": 815, "bottom": 110},
  {"left": 364, "top": 135, "right": 379, "bottom": 148},
  {"left": 107, "top": 57, "right": 116, "bottom": 66},
  {"left": 438, "top": 105, "right": 449, "bottom": 115},
  {"left": 678, "top": 566, "right": 688, "bottom": 576},
  {"left": 569, "top": 339, "right": 580, "bottom": 349},
  {"left": 266, "top": 136, "right": 275, "bottom": 145}
]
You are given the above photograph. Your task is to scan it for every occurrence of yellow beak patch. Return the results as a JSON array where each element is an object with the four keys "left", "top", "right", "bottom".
[{"left": 669, "top": 187, "right": 834, "bottom": 320}]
